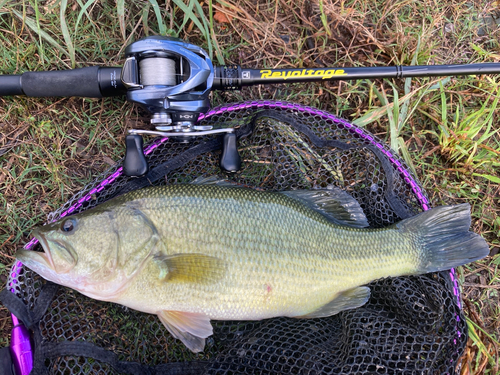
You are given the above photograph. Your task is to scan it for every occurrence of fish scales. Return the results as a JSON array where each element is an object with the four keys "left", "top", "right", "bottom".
[
  {"left": 108, "top": 185, "right": 416, "bottom": 319},
  {"left": 18, "top": 183, "right": 489, "bottom": 352}
]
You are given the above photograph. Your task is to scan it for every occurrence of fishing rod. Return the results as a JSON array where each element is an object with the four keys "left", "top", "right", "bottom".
[{"left": 2, "top": 35, "right": 500, "bottom": 177}]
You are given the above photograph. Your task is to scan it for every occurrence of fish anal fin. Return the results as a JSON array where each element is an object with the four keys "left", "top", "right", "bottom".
[
  {"left": 297, "top": 286, "right": 370, "bottom": 319},
  {"left": 157, "top": 310, "right": 212, "bottom": 353},
  {"left": 154, "top": 253, "right": 226, "bottom": 284},
  {"left": 280, "top": 189, "right": 369, "bottom": 228}
]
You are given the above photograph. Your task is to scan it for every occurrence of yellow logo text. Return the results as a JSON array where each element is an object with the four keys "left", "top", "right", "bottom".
[{"left": 260, "top": 69, "right": 347, "bottom": 80}]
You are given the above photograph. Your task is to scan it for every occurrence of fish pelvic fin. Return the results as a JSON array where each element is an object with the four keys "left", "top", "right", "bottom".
[
  {"left": 397, "top": 203, "right": 490, "bottom": 273},
  {"left": 157, "top": 310, "right": 212, "bottom": 353},
  {"left": 295, "top": 286, "right": 370, "bottom": 319},
  {"left": 154, "top": 253, "right": 226, "bottom": 284},
  {"left": 279, "top": 188, "right": 369, "bottom": 228}
]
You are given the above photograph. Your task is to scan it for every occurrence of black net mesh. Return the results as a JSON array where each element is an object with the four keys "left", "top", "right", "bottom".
[{"left": 7, "top": 100, "right": 467, "bottom": 374}]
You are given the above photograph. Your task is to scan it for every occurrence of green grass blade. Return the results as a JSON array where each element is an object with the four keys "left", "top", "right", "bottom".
[
  {"left": 354, "top": 80, "right": 429, "bottom": 128},
  {"left": 398, "top": 36, "right": 421, "bottom": 131},
  {"left": 318, "top": 0, "right": 332, "bottom": 37},
  {"left": 206, "top": 0, "right": 224, "bottom": 65},
  {"left": 148, "top": 0, "right": 167, "bottom": 35},
  {"left": 467, "top": 317, "right": 498, "bottom": 365},
  {"left": 60, "top": 0, "right": 76, "bottom": 68},
  {"left": 74, "top": 0, "right": 98, "bottom": 37},
  {"left": 353, "top": 105, "right": 392, "bottom": 127},
  {"left": 440, "top": 82, "right": 447, "bottom": 128},
  {"left": 398, "top": 137, "right": 418, "bottom": 177},
  {"left": 171, "top": 0, "right": 211, "bottom": 53},
  {"left": 390, "top": 82, "right": 399, "bottom": 152},
  {"left": 193, "top": 0, "right": 209, "bottom": 34},
  {"left": 174, "top": 2, "right": 191, "bottom": 33},
  {"left": 142, "top": 3, "right": 151, "bottom": 36},
  {"left": 353, "top": 83, "right": 391, "bottom": 126},
  {"left": 477, "top": 93, "right": 499, "bottom": 144},
  {"left": 472, "top": 173, "right": 500, "bottom": 184},
  {"left": 378, "top": 83, "right": 398, "bottom": 152},
  {"left": 208, "top": 0, "right": 214, "bottom": 43},
  {"left": 117, "top": 0, "right": 126, "bottom": 40},
  {"left": 11, "top": 9, "right": 70, "bottom": 68},
  {"left": 429, "top": 76, "right": 451, "bottom": 90},
  {"left": 193, "top": 0, "right": 220, "bottom": 63},
  {"left": 32, "top": 0, "right": 44, "bottom": 65}
]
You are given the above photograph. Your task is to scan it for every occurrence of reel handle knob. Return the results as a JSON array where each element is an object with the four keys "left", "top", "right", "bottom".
[
  {"left": 220, "top": 132, "right": 241, "bottom": 173},
  {"left": 123, "top": 134, "right": 148, "bottom": 177}
]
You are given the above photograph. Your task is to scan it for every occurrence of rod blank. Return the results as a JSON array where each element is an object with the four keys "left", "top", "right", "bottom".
[{"left": 214, "top": 62, "right": 500, "bottom": 89}]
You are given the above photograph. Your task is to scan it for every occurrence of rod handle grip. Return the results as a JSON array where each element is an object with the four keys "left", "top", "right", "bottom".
[{"left": 0, "top": 67, "right": 125, "bottom": 97}]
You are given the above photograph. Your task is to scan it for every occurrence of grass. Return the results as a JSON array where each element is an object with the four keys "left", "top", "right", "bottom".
[{"left": 0, "top": 0, "right": 499, "bottom": 373}]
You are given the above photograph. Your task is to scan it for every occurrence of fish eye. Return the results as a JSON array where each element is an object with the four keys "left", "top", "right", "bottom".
[{"left": 61, "top": 218, "right": 77, "bottom": 233}]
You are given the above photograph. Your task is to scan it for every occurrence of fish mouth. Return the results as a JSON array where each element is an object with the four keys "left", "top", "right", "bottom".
[{"left": 16, "top": 229, "right": 56, "bottom": 271}]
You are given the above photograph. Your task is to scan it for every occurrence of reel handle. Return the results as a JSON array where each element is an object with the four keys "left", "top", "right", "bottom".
[
  {"left": 123, "top": 134, "right": 148, "bottom": 177},
  {"left": 220, "top": 132, "right": 241, "bottom": 173}
]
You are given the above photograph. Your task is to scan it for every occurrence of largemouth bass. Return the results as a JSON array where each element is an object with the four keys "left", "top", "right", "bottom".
[{"left": 17, "top": 181, "right": 489, "bottom": 352}]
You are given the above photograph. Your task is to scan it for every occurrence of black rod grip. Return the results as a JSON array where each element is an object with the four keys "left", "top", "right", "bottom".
[
  {"left": 3, "top": 66, "right": 126, "bottom": 98},
  {"left": 21, "top": 66, "right": 104, "bottom": 97},
  {"left": 0, "top": 75, "right": 23, "bottom": 95}
]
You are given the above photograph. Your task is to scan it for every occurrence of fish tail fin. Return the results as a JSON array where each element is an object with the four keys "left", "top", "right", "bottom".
[{"left": 397, "top": 203, "right": 489, "bottom": 273}]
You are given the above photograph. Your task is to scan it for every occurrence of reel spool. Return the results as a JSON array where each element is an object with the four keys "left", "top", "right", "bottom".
[
  {"left": 120, "top": 36, "right": 240, "bottom": 176},
  {"left": 139, "top": 58, "right": 177, "bottom": 87}
]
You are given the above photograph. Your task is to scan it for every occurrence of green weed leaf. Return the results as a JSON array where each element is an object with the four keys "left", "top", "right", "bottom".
[
  {"left": 149, "top": 0, "right": 167, "bottom": 36},
  {"left": 74, "top": 0, "right": 98, "bottom": 37},
  {"left": 472, "top": 173, "right": 500, "bottom": 184},
  {"left": 117, "top": 0, "right": 126, "bottom": 40},
  {"left": 60, "top": 0, "right": 76, "bottom": 68}
]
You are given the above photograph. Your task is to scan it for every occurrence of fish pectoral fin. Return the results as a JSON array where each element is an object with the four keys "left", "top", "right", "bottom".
[
  {"left": 280, "top": 189, "right": 369, "bottom": 228},
  {"left": 155, "top": 253, "right": 226, "bottom": 284},
  {"left": 157, "top": 310, "right": 212, "bottom": 353},
  {"left": 296, "top": 286, "right": 371, "bottom": 319}
]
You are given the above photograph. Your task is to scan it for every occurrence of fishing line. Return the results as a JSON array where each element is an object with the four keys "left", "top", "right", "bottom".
[{"left": 139, "top": 58, "right": 177, "bottom": 86}]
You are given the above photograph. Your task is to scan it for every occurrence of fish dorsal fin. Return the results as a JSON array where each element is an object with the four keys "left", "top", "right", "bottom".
[
  {"left": 296, "top": 286, "right": 371, "bottom": 319},
  {"left": 280, "top": 188, "right": 369, "bottom": 228},
  {"left": 191, "top": 175, "right": 241, "bottom": 188},
  {"left": 157, "top": 310, "right": 212, "bottom": 353},
  {"left": 154, "top": 253, "right": 226, "bottom": 284}
]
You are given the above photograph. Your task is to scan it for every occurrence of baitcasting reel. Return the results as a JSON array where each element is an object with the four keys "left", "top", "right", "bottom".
[
  {"left": 2, "top": 35, "right": 500, "bottom": 177},
  {"left": 120, "top": 36, "right": 241, "bottom": 176}
]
